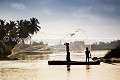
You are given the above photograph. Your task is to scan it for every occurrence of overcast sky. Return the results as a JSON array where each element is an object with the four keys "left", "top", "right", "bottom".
[{"left": 0, "top": 0, "right": 120, "bottom": 43}]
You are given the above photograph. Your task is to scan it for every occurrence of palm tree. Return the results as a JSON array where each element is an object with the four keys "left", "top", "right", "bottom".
[
  {"left": 5, "top": 21, "right": 18, "bottom": 49},
  {"left": 27, "top": 17, "right": 41, "bottom": 44},
  {"left": 17, "top": 20, "right": 31, "bottom": 43},
  {"left": 0, "top": 20, "right": 6, "bottom": 40},
  {"left": 8, "top": 21, "right": 17, "bottom": 37},
  {"left": 0, "top": 18, "right": 41, "bottom": 60},
  {"left": 17, "top": 18, "right": 41, "bottom": 40},
  {"left": 29, "top": 17, "right": 41, "bottom": 35}
]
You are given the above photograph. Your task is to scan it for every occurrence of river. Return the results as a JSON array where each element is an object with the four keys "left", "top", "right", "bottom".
[{"left": 0, "top": 51, "right": 120, "bottom": 80}]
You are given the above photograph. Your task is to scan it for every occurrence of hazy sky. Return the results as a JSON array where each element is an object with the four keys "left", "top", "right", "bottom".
[{"left": 0, "top": 0, "right": 120, "bottom": 42}]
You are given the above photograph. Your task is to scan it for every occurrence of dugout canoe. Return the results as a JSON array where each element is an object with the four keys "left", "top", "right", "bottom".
[{"left": 48, "top": 60, "right": 100, "bottom": 65}]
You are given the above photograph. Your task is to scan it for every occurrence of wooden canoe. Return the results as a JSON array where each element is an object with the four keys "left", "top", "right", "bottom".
[{"left": 48, "top": 60, "right": 100, "bottom": 65}]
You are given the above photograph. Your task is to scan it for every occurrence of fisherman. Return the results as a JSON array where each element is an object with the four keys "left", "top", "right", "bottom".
[
  {"left": 64, "top": 43, "right": 71, "bottom": 61},
  {"left": 85, "top": 47, "right": 91, "bottom": 62}
]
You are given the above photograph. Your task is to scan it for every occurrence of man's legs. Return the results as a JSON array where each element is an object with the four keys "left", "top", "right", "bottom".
[{"left": 86, "top": 55, "right": 89, "bottom": 62}]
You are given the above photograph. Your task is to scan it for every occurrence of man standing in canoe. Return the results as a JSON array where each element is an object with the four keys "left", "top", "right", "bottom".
[
  {"left": 64, "top": 43, "right": 71, "bottom": 62},
  {"left": 85, "top": 47, "right": 91, "bottom": 62}
]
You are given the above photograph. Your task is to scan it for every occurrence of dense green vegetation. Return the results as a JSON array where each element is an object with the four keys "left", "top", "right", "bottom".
[
  {"left": 0, "top": 18, "right": 41, "bottom": 60},
  {"left": 104, "top": 46, "right": 120, "bottom": 58},
  {"left": 91, "top": 40, "right": 120, "bottom": 50},
  {"left": 0, "top": 40, "right": 10, "bottom": 59},
  {"left": 92, "top": 40, "right": 120, "bottom": 58}
]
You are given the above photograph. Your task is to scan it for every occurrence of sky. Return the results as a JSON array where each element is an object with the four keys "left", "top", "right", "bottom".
[{"left": 0, "top": 0, "right": 120, "bottom": 43}]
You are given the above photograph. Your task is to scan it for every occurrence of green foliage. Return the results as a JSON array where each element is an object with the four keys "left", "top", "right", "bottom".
[
  {"left": 0, "top": 17, "right": 40, "bottom": 42},
  {"left": 104, "top": 46, "right": 120, "bottom": 58},
  {"left": 0, "top": 40, "right": 8, "bottom": 53},
  {"left": 0, "top": 18, "right": 41, "bottom": 60},
  {"left": 0, "top": 40, "right": 10, "bottom": 60},
  {"left": 91, "top": 40, "right": 120, "bottom": 50}
]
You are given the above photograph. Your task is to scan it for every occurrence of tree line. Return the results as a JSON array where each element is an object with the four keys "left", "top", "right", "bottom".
[
  {"left": 91, "top": 40, "right": 120, "bottom": 50},
  {"left": 0, "top": 18, "right": 41, "bottom": 60}
]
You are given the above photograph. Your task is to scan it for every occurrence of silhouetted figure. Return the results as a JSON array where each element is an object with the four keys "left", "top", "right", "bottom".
[
  {"left": 66, "top": 52, "right": 71, "bottom": 61},
  {"left": 64, "top": 43, "right": 71, "bottom": 61},
  {"left": 85, "top": 47, "right": 91, "bottom": 62}
]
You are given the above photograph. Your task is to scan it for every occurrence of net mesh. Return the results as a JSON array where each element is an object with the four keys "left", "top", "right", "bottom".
[{"left": 9, "top": 29, "right": 91, "bottom": 60}]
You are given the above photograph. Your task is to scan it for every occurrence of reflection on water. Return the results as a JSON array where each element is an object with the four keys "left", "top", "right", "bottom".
[
  {"left": 67, "top": 65, "right": 71, "bottom": 72},
  {"left": 86, "top": 65, "right": 90, "bottom": 70},
  {"left": 66, "top": 65, "right": 70, "bottom": 80},
  {"left": 0, "top": 52, "right": 120, "bottom": 80}
]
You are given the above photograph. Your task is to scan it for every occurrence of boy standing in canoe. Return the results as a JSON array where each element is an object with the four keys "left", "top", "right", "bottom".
[{"left": 85, "top": 47, "right": 91, "bottom": 62}]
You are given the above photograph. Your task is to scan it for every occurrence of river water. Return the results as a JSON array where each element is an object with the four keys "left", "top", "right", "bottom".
[{"left": 0, "top": 51, "right": 120, "bottom": 80}]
